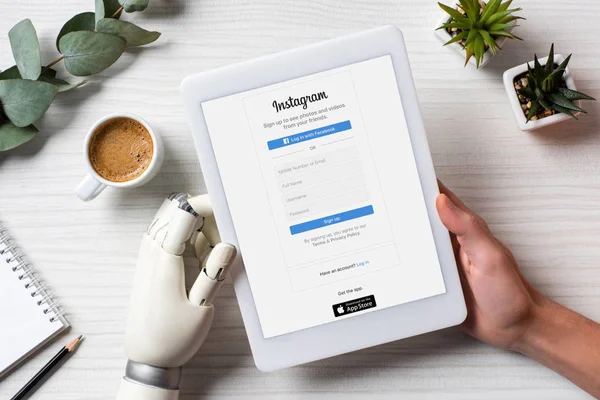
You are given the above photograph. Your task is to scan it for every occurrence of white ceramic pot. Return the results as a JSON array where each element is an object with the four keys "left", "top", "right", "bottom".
[
  {"left": 434, "top": 8, "right": 516, "bottom": 69},
  {"left": 502, "top": 54, "right": 580, "bottom": 131}
]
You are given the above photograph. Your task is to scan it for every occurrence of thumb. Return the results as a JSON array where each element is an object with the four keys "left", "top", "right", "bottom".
[{"left": 436, "top": 194, "right": 496, "bottom": 260}]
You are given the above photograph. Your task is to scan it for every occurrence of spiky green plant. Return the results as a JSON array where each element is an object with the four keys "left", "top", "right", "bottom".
[
  {"left": 437, "top": 0, "right": 523, "bottom": 68},
  {"left": 517, "top": 44, "right": 596, "bottom": 121}
]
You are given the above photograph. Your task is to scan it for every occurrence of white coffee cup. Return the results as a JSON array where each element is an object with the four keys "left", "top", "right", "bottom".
[{"left": 75, "top": 113, "right": 164, "bottom": 201}]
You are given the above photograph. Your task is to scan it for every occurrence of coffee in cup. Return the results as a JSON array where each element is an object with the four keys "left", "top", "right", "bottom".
[
  {"left": 89, "top": 117, "right": 154, "bottom": 182},
  {"left": 75, "top": 113, "right": 164, "bottom": 201}
]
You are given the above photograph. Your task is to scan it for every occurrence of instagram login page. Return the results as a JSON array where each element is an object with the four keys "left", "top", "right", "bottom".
[{"left": 202, "top": 55, "right": 446, "bottom": 338}]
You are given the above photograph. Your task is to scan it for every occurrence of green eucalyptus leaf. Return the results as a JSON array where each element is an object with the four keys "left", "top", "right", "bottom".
[
  {"left": 56, "top": 12, "right": 96, "bottom": 51},
  {"left": 119, "top": 0, "right": 149, "bottom": 13},
  {"left": 59, "top": 31, "right": 126, "bottom": 76},
  {"left": 0, "top": 122, "right": 38, "bottom": 152},
  {"left": 96, "top": 19, "right": 160, "bottom": 47},
  {"left": 96, "top": 0, "right": 123, "bottom": 23},
  {"left": 8, "top": 19, "right": 41, "bottom": 80},
  {"left": 0, "top": 79, "right": 58, "bottom": 127},
  {"left": 0, "top": 65, "right": 22, "bottom": 80},
  {"left": 38, "top": 75, "right": 86, "bottom": 92}
]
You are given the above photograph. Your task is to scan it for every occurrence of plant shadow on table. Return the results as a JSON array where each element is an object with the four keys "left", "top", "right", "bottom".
[
  {"left": 44, "top": 42, "right": 167, "bottom": 126},
  {"left": 528, "top": 102, "right": 600, "bottom": 145},
  {"left": 0, "top": 80, "right": 100, "bottom": 166}
]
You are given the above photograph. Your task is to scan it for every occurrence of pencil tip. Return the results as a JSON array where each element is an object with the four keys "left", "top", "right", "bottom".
[{"left": 66, "top": 335, "right": 84, "bottom": 352}]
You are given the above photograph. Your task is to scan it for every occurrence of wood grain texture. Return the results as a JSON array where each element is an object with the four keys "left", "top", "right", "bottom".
[{"left": 1, "top": 0, "right": 599, "bottom": 398}]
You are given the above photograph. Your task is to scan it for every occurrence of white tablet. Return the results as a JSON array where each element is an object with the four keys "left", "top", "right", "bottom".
[{"left": 181, "top": 25, "right": 466, "bottom": 371}]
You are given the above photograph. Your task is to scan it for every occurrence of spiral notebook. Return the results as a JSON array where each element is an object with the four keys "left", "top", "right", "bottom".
[{"left": 0, "top": 223, "right": 69, "bottom": 379}]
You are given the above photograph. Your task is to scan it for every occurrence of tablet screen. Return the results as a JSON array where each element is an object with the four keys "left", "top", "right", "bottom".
[{"left": 202, "top": 55, "right": 446, "bottom": 338}]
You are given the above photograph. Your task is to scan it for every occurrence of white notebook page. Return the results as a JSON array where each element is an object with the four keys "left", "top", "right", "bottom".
[{"left": 0, "top": 232, "right": 68, "bottom": 378}]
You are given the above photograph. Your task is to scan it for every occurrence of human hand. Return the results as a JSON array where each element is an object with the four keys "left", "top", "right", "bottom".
[{"left": 435, "top": 182, "right": 542, "bottom": 350}]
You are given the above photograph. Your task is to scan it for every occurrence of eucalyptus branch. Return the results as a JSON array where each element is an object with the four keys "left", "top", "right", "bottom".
[
  {"left": 112, "top": 6, "right": 124, "bottom": 18},
  {"left": 44, "top": 56, "right": 64, "bottom": 70},
  {"left": 0, "top": 0, "right": 160, "bottom": 152}
]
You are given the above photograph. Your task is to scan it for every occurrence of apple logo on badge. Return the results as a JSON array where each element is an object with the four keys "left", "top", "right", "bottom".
[{"left": 337, "top": 305, "right": 345, "bottom": 314}]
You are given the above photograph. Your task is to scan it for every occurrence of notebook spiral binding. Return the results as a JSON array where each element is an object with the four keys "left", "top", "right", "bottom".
[{"left": 0, "top": 225, "right": 65, "bottom": 323}]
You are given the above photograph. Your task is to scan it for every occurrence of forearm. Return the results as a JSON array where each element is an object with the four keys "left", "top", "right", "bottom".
[{"left": 514, "top": 296, "right": 600, "bottom": 398}]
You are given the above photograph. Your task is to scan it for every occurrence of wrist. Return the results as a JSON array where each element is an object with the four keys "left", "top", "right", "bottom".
[
  {"left": 124, "top": 360, "right": 182, "bottom": 390},
  {"left": 510, "top": 294, "right": 557, "bottom": 355}
]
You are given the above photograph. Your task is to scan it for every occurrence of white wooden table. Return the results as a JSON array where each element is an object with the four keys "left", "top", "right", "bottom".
[{"left": 1, "top": 1, "right": 599, "bottom": 399}]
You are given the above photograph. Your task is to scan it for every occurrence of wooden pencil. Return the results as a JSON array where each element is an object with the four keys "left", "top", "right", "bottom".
[{"left": 11, "top": 335, "right": 84, "bottom": 400}]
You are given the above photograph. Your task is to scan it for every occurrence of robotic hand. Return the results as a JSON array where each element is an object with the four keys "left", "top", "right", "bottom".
[{"left": 116, "top": 193, "right": 237, "bottom": 400}]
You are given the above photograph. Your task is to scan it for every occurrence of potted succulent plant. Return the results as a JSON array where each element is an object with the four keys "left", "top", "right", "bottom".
[
  {"left": 435, "top": 0, "right": 523, "bottom": 68},
  {"left": 503, "top": 44, "right": 596, "bottom": 131}
]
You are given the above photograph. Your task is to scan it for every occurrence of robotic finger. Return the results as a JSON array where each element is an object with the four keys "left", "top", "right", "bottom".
[
  {"left": 187, "top": 195, "right": 213, "bottom": 218},
  {"left": 190, "top": 230, "right": 211, "bottom": 261},
  {"left": 188, "top": 243, "right": 237, "bottom": 306},
  {"left": 148, "top": 193, "right": 200, "bottom": 255},
  {"left": 150, "top": 193, "right": 237, "bottom": 305}
]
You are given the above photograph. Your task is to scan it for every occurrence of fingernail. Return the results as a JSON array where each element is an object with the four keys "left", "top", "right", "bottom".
[{"left": 444, "top": 194, "right": 457, "bottom": 210}]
